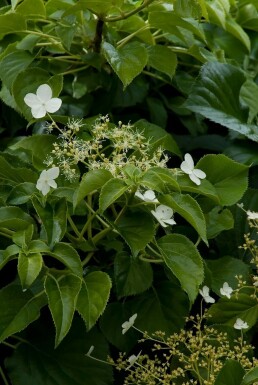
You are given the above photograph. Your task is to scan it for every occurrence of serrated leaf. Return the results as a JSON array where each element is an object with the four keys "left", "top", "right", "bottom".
[
  {"left": 141, "top": 167, "right": 180, "bottom": 193},
  {"left": 0, "top": 206, "right": 34, "bottom": 231},
  {"left": 7, "top": 182, "right": 37, "bottom": 205},
  {"left": 99, "top": 178, "right": 128, "bottom": 212},
  {"left": 0, "top": 244, "right": 21, "bottom": 269},
  {"left": 160, "top": 193, "right": 208, "bottom": 244},
  {"left": 197, "top": 154, "right": 248, "bottom": 206},
  {"left": 5, "top": 318, "right": 113, "bottom": 385},
  {"left": 158, "top": 234, "right": 204, "bottom": 304},
  {"left": 114, "top": 252, "right": 153, "bottom": 297},
  {"left": 240, "top": 79, "right": 258, "bottom": 123},
  {"left": 208, "top": 292, "right": 258, "bottom": 329},
  {"left": 0, "top": 283, "right": 47, "bottom": 342},
  {"left": 76, "top": 271, "right": 111, "bottom": 331},
  {"left": 45, "top": 274, "right": 82, "bottom": 347},
  {"left": 115, "top": 210, "right": 155, "bottom": 256},
  {"left": 184, "top": 62, "right": 258, "bottom": 141},
  {"left": 214, "top": 360, "right": 245, "bottom": 385},
  {"left": 49, "top": 243, "right": 83, "bottom": 276},
  {"left": 16, "top": 0, "right": 46, "bottom": 18},
  {"left": 0, "top": 51, "right": 34, "bottom": 89},
  {"left": 73, "top": 169, "right": 112, "bottom": 208},
  {"left": 0, "top": 13, "right": 26, "bottom": 35},
  {"left": 176, "top": 175, "right": 219, "bottom": 203},
  {"left": 241, "top": 367, "right": 258, "bottom": 385},
  {"left": 78, "top": 0, "right": 123, "bottom": 14},
  {"left": 149, "top": 11, "right": 206, "bottom": 42},
  {"left": 205, "top": 207, "right": 234, "bottom": 238},
  {"left": 103, "top": 41, "right": 148, "bottom": 88},
  {"left": 12, "top": 225, "right": 34, "bottom": 248},
  {"left": 18, "top": 252, "right": 43, "bottom": 290},
  {"left": 0, "top": 155, "right": 37, "bottom": 185},
  {"left": 148, "top": 45, "right": 177, "bottom": 79},
  {"left": 32, "top": 197, "right": 67, "bottom": 248}
]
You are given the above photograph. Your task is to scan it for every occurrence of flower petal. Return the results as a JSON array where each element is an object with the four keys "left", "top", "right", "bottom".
[
  {"left": 155, "top": 205, "right": 173, "bottom": 220},
  {"left": 164, "top": 218, "right": 176, "bottom": 226},
  {"left": 184, "top": 153, "right": 194, "bottom": 169},
  {"left": 24, "top": 93, "right": 39, "bottom": 108},
  {"left": 41, "top": 182, "right": 50, "bottom": 196},
  {"left": 144, "top": 190, "right": 157, "bottom": 202},
  {"left": 180, "top": 160, "right": 192, "bottom": 174},
  {"left": 45, "top": 98, "right": 62, "bottom": 113},
  {"left": 189, "top": 173, "right": 201, "bottom": 185},
  {"left": 47, "top": 180, "right": 57, "bottom": 189},
  {"left": 135, "top": 191, "right": 144, "bottom": 200},
  {"left": 46, "top": 167, "right": 60, "bottom": 179},
  {"left": 36, "top": 84, "right": 52, "bottom": 102},
  {"left": 31, "top": 105, "right": 47, "bottom": 119},
  {"left": 193, "top": 168, "right": 206, "bottom": 179}
]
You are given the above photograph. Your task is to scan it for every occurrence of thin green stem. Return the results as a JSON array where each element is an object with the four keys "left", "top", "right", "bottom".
[
  {"left": 20, "top": 30, "right": 60, "bottom": 41},
  {"left": 146, "top": 244, "right": 162, "bottom": 259},
  {"left": 104, "top": 0, "right": 156, "bottom": 22},
  {"left": 117, "top": 24, "right": 150, "bottom": 48},
  {"left": 0, "top": 366, "right": 9, "bottom": 385},
  {"left": 82, "top": 252, "right": 94, "bottom": 267},
  {"left": 142, "top": 70, "right": 170, "bottom": 83},
  {"left": 84, "top": 201, "right": 110, "bottom": 228},
  {"left": 92, "top": 227, "right": 112, "bottom": 244},
  {"left": 60, "top": 65, "right": 90, "bottom": 76},
  {"left": 139, "top": 255, "right": 163, "bottom": 263},
  {"left": 67, "top": 215, "right": 81, "bottom": 238},
  {"left": 87, "top": 195, "right": 93, "bottom": 240},
  {"left": 1, "top": 341, "right": 17, "bottom": 349},
  {"left": 195, "top": 236, "right": 201, "bottom": 247}
]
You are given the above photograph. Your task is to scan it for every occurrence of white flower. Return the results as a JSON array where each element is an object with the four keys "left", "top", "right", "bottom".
[
  {"left": 126, "top": 351, "right": 141, "bottom": 370},
  {"left": 122, "top": 313, "right": 137, "bottom": 334},
  {"left": 24, "top": 84, "right": 62, "bottom": 118},
  {"left": 36, "top": 167, "right": 60, "bottom": 196},
  {"left": 180, "top": 153, "right": 206, "bottom": 186},
  {"left": 86, "top": 345, "right": 94, "bottom": 357},
  {"left": 199, "top": 286, "right": 215, "bottom": 303},
  {"left": 234, "top": 318, "right": 248, "bottom": 330},
  {"left": 151, "top": 205, "right": 176, "bottom": 227},
  {"left": 246, "top": 210, "right": 258, "bottom": 220},
  {"left": 135, "top": 189, "right": 158, "bottom": 203},
  {"left": 220, "top": 282, "right": 233, "bottom": 299}
]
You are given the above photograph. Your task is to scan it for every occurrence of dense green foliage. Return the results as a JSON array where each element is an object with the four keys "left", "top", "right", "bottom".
[{"left": 0, "top": 0, "right": 258, "bottom": 384}]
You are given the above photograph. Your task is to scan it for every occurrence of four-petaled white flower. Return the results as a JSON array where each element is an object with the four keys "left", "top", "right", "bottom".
[
  {"left": 122, "top": 313, "right": 137, "bottom": 335},
  {"left": 135, "top": 189, "right": 158, "bottom": 203},
  {"left": 151, "top": 205, "right": 176, "bottom": 228},
  {"left": 36, "top": 167, "right": 60, "bottom": 196},
  {"left": 220, "top": 282, "right": 233, "bottom": 299},
  {"left": 126, "top": 351, "right": 141, "bottom": 370},
  {"left": 246, "top": 210, "right": 258, "bottom": 220},
  {"left": 24, "top": 84, "right": 62, "bottom": 119},
  {"left": 180, "top": 153, "right": 206, "bottom": 186},
  {"left": 199, "top": 286, "right": 215, "bottom": 303},
  {"left": 234, "top": 318, "right": 248, "bottom": 330}
]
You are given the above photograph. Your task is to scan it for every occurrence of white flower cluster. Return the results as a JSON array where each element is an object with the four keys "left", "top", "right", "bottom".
[{"left": 199, "top": 284, "right": 249, "bottom": 330}]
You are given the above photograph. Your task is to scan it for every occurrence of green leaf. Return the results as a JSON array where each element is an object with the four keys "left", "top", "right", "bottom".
[
  {"left": 45, "top": 274, "right": 82, "bottom": 347},
  {"left": 130, "top": 281, "right": 189, "bottom": 335},
  {"left": 241, "top": 367, "right": 258, "bottom": 385},
  {"left": 8, "top": 182, "right": 37, "bottom": 205},
  {"left": 0, "top": 51, "right": 34, "bottom": 89},
  {"left": 115, "top": 210, "right": 155, "bottom": 256},
  {"left": 18, "top": 252, "right": 43, "bottom": 290},
  {"left": 208, "top": 292, "right": 258, "bottom": 329},
  {"left": 78, "top": 0, "right": 123, "bottom": 14},
  {"left": 184, "top": 62, "right": 258, "bottom": 142},
  {"left": 147, "top": 45, "right": 177, "bottom": 79},
  {"left": 114, "top": 252, "right": 153, "bottom": 297},
  {"left": 205, "top": 207, "right": 234, "bottom": 238},
  {"left": 117, "top": 15, "right": 154, "bottom": 45},
  {"left": 49, "top": 243, "right": 83, "bottom": 276},
  {"left": 0, "top": 13, "right": 26, "bottom": 35},
  {"left": 214, "top": 359, "right": 245, "bottom": 385},
  {"left": 5, "top": 318, "right": 113, "bottom": 385},
  {"left": 0, "top": 206, "right": 34, "bottom": 231},
  {"left": 160, "top": 193, "right": 208, "bottom": 244},
  {"left": 12, "top": 225, "right": 34, "bottom": 248},
  {"left": 76, "top": 271, "right": 112, "bottom": 331},
  {"left": 0, "top": 155, "right": 37, "bottom": 185},
  {"left": 32, "top": 198, "right": 67, "bottom": 248},
  {"left": 141, "top": 167, "right": 180, "bottom": 193},
  {"left": 73, "top": 169, "right": 112, "bottom": 208},
  {"left": 10, "top": 135, "right": 56, "bottom": 169},
  {"left": 240, "top": 79, "right": 258, "bottom": 123},
  {"left": 0, "top": 244, "right": 21, "bottom": 269},
  {"left": 177, "top": 175, "right": 219, "bottom": 203},
  {"left": 0, "top": 282, "right": 47, "bottom": 342},
  {"left": 197, "top": 154, "right": 248, "bottom": 206},
  {"left": 16, "top": 0, "right": 46, "bottom": 18},
  {"left": 158, "top": 234, "right": 204, "bottom": 304},
  {"left": 99, "top": 178, "right": 128, "bottom": 212},
  {"left": 149, "top": 11, "right": 206, "bottom": 42},
  {"left": 207, "top": 256, "right": 250, "bottom": 296},
  {"left": 103, "top": 41, "right": 148, "bottom": 88}
]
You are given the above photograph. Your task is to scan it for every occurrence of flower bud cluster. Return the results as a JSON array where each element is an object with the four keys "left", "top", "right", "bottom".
[{"left": 45, "top": 115, "right": 169, "bottom": 180}]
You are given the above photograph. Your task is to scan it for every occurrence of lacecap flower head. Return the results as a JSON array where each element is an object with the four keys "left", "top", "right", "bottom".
[{"left": 24, "top": 84, "right": 62, "bottom": 119}]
